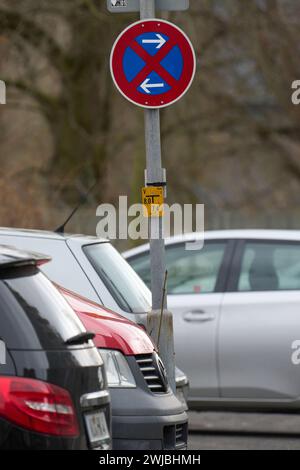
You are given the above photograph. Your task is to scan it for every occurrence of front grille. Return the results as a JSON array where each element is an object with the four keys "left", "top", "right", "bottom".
[
  {"left": 175, "top": 424, "right": 185, "bottom": 448},
  {"left": 163, "top": 423, "right": 188, "bottom": 449},
  {"left": 135, "top": 353, "right": 168, "bottom": 393}
]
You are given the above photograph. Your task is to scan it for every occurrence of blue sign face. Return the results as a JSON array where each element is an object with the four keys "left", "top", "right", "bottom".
[{"left": 122, "top": 32, "right": 184, "bottom": 96}]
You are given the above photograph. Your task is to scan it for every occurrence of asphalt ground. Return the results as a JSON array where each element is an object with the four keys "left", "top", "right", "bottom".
[{"left": 188, "top": 411, "right": 300, "bottom": 450}]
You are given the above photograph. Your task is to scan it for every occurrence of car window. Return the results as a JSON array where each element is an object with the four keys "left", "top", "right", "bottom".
[
  {"left": 129, "top": 253, "right": 152, "bottom": 290},
  {"left": 238, "top": 242, "right": 300, "bottom": 292},
  {"left": 129, "top": 242, "right": 226, "bottom": 295},
  {"left": 83, "top": 243, "right": 151, "bottom": 313},
  {"left": 0, "top": 266, "right": 87, "bottom": 349}
]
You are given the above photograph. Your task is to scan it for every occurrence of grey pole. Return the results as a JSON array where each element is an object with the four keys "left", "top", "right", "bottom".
[{"left": 139, "top": 0, "right": 176, "bottom": 391}]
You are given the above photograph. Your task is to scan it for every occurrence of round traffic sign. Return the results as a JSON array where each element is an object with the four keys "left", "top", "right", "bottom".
[{"left": 110, "top": 19, "right": 196, "bottom": 109}]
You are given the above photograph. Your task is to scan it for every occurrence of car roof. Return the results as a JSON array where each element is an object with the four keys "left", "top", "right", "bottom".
[
  {"left": 0, "top": 227, "right": 108, "bottom": 245},
  {"left": 123, "top": 229, "right": 300, "bottom": 258},
  {"left": 0, "top": 244, "right": 50, "bottom": 268}
]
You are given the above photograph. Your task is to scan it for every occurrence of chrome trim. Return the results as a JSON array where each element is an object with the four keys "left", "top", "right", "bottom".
[
  {"left": 136, "top": 353, "right": 169, "bottom": 393},
  {"left": 80, "top": 390, "right": 110, "bottom": 408}
]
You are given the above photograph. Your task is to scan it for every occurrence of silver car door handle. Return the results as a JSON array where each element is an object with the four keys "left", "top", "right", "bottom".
[{"left": 183, "top": 310, "right": 215, "bottom": 323}]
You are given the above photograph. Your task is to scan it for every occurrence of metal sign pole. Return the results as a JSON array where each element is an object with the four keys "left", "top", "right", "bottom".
[{"left": 139, "top": 0, "right": 176, "bottom": 391}]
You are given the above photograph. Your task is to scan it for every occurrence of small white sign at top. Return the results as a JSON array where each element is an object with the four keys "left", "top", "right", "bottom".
[
  {"left": 110, "top": 0, "right": 128, "bottom": 7},
  {"left": 107, "top": 0, "right": 189, "bottom": 13}
]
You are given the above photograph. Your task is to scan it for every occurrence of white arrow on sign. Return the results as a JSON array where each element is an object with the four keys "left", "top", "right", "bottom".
[
  {"left": 140, "top": 78, "right": 165, "bottom": 94},
  {"left": 142, "top": 34, "right": 167, "bottom": 49}
]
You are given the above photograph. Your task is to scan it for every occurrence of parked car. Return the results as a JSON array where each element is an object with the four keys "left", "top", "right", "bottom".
[
  {"left": 0, "top": 246, "right": 111, "bottom": 450},
  {"left": 0, "top": 228, "right": 188, "bottom": 406},
  {"left": 124, "top": 229, "right": 300, "bottom": 411},
  {"left": 58, "top": 285, "right": 188, "bottom": 450}
]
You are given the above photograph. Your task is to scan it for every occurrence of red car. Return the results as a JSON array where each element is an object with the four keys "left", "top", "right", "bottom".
[{"left": 58, "top": 285, "right": 188, "bottom": 450}]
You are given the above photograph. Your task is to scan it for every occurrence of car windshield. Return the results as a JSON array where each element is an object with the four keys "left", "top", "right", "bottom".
[{"left": 83, "top": 243, "right": 151, "bottom": 314}]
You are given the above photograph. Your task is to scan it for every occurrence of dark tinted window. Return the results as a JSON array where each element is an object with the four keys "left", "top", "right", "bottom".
[
  {"left": 238, "top": 242, "right": 300, "bottom": 291},
  {"left": 0, "top": 267, "right": 87, "bottom": 349}
]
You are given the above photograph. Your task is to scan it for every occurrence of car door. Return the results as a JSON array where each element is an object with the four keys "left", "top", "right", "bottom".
[
  {"left": 129, "top": 240, "right": 232, "bottom": 401},
  {"left": 219, "top": 239, "right": 300, "bottom": 401}
]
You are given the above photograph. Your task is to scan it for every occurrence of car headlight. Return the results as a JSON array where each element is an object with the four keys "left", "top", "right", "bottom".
[{"left": 99, "top": 349, "right": 136, "bottom": 388}]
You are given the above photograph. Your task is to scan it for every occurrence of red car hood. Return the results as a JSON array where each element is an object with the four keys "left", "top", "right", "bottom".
[{"left": 57, "top": 285, "right": 155, "bottom": 356}]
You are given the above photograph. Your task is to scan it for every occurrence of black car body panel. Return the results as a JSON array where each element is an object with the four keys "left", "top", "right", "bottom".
[{"left": 0, "top": 248, "right": 111, "bottom": 450}]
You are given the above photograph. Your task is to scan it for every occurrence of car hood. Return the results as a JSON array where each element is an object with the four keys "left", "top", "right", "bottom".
[{"left": 56, "top": 285, "right": 155, "bottom": 356}]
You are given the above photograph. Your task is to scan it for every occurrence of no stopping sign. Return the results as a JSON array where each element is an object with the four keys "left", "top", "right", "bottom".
[{"left": 110, "top": 19, "right": 196, "bottom": 109}]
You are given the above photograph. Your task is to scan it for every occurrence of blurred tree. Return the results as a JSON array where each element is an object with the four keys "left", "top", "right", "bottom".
[
  {"left": 163, "top": 0, "right": 300, "bottom": 213},
  {"left": 0, "top": 0, "right": 300, "bottom": 232},
  {"left": 238, "top": 0, "right": 300, "bottom": 178},
  {"left": 0, "top": 0, "right": 130, "bottom": 200}
]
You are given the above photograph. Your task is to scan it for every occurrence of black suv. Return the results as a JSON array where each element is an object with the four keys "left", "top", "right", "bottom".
[{"left": 0, "top": 246, "right": 111, "bottom": 450}]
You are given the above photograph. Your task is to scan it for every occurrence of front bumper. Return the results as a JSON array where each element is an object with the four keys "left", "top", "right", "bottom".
[
  {"left": 112, "top": 411, "right": 188, "bottom": 450},
  {"left": 109, "top": 354, "right": 188, "bottom": 451}
]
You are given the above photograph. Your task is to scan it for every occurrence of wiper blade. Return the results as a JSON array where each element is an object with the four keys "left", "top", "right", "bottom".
[{"left": 65, "top": 331, "right": 95, "bottom": 345}]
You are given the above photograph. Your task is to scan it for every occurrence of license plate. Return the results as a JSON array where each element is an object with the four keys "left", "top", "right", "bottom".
[{"left": 84, "top": 411, "right": 109, "bottom": 445}]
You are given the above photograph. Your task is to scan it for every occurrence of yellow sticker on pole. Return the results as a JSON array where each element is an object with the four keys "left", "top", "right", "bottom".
[{"left": 142, "top": 187, "right": 164, "bottom": 217}]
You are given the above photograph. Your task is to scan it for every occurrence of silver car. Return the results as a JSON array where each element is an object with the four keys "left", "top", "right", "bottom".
[
  {"left": 0, "top": 228, "right": 188, "bottom": 406},
  {"left": 124, "top": 230, "right": 300, "bottom": 411}
]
